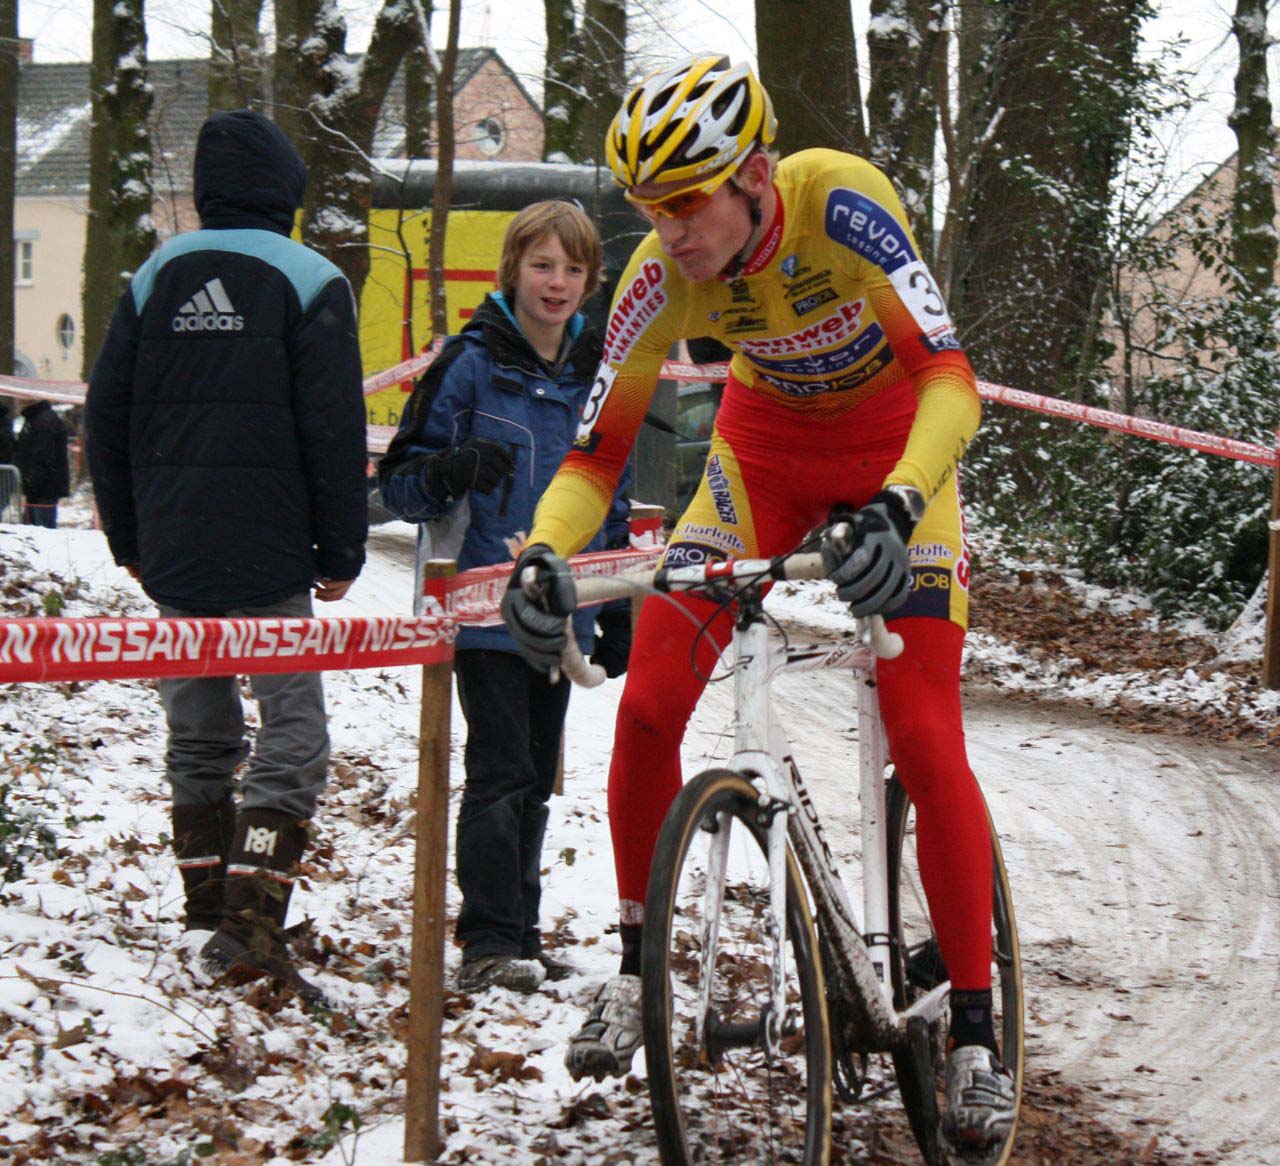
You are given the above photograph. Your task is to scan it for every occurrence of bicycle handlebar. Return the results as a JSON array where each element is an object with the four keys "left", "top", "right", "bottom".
[{"left": 549, "top": 551, "right": 904, "bottom": 688}]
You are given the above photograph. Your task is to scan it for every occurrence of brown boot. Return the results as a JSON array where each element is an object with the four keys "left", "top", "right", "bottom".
[
  {"left": 171, "top": 797, "right": 235, "bottom": 932},
  {"left": 199, "top": 808, "right": 329, "bottom": 1007}
]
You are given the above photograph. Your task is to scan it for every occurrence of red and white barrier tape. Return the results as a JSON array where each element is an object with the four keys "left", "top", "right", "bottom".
[
  {"left": 0, "top": 613, "right": 457, "bottom": 684},
  {"left": 445, "top": 545, "right": 661, "bottom": 626},
  {"left": 0, "top": 374, "right": 89, "bottom": 406},
  {"left": 4, "top": 359, "right": 1276, "bottom": 468},
  {"left": 978, "top": 381, "right": 1279, "bottom": 469},
  {"left": 0, "top": 544, "right": 663, "bottom": 685}
]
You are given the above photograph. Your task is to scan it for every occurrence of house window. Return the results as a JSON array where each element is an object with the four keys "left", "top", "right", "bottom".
[
  {"left": 14, "top": 240, "right": 34, "bottom": 286},
  {"left": 476, "top": 117, "right": 505, "bottom": 157},
  {"left": 56, "top": 314, "right": 76, "bottom": 351}
]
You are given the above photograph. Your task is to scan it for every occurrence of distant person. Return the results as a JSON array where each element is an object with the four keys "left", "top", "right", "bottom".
[
  {"left": 379, "top": 200, "right": 632, "bottom": 994},
  {"left": 0, "top": 401, "right": 15, "bottom": 465},
  {"left": 85, "top": 109, "right": 368, "bottom": 1006},
  {"left": 14, "top": 399, "right": 70, "bottom": 528}
]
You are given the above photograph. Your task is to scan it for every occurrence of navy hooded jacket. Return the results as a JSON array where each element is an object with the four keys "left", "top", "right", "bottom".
[
  {"left": 85, "top": 110, "right": 368, "bottom": 613},
  {"left": 378, "top": 293, "right": 631, "bottom": 653}
]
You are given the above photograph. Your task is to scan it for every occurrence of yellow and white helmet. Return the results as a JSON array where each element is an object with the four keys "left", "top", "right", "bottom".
[{"left": 605, "top": 55, "right": 777, "bottom": 189}]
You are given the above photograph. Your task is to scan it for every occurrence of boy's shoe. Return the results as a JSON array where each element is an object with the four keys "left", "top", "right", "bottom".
[
  {"left": 941, "top": 1044, "right": 1017, "bottom": 1157},
  {"left": 533, "top": 951, "right": 576, "bottom": 982},
  {"left": 456, "top": 954, "right": 546, "bottom": 995},
  {"left": 565, "top": 973, "right": 642, "bottom": 1081}
]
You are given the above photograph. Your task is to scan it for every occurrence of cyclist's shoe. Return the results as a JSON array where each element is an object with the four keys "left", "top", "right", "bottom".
[
  {"left": 565, "top": 973, "right": 642, "bottom": 1081},
  {"left": 456, "top": 954, "right": 546, "bottom": 995},
  {"left": 942, "top": 1044, "right": 1017, "bottom": 1158}
]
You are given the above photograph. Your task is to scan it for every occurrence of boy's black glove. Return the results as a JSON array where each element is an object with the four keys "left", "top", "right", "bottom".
[
  {"left": 820, "top": 488, "right": 921, "bottom": 617},
  {"left": 425, "top": 437, "right": 514, "bottom": 501},
  {"left": 591, "top": 602, "right": 632, "bottom": 678},
  {"left": 501, "top": 544, "right": 576, "bottom": 673}
]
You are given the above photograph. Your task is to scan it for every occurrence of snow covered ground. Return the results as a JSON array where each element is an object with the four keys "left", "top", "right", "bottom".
[{"left": 0, "top": 511, "right": 1276, "bottom": 1165}]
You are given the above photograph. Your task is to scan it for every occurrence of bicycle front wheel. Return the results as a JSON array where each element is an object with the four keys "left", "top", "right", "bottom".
[
  {"left": 887, "top": 774, "right": 1025, "bottom": 1166},
  {"left": 642, "top": 768, "right": 833, "bottom": 1166}
]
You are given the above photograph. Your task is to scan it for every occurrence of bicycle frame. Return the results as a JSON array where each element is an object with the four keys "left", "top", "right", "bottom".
[
  {"left": 746, "top": 608, "right": 950, "bottom": 1054},
  {"left": 566, "top": 556, "right": 950, "bottom": 1058}
]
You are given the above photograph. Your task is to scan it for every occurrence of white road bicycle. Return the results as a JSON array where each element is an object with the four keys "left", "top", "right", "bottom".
[{"left": 558, "top": 543, "right": 1025, "bottom": 1166}]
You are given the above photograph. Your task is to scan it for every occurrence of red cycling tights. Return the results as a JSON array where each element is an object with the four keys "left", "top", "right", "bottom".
[{"left": 607, "top": 605, "right": 994, "bottom": 992}]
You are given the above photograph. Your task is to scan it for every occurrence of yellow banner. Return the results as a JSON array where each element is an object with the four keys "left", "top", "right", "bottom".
[{"left": 360, "top": 208, "right": 517, "bottom": 426}]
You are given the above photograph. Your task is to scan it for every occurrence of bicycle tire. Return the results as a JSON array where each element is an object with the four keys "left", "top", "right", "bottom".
[
  {"left": 886, "top": 774, "right": 1025, "bottom": 1166},
  {"left": 641, "top": 768, "right": 833, "bottom": 1166}
]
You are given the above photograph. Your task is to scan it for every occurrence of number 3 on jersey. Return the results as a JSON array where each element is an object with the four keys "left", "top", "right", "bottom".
[
  {"left": 890, "top": 260, "right": 960, "bottom": 352},
  {"left": 575, "top": 363, "right": 617, "bottom": 448}
]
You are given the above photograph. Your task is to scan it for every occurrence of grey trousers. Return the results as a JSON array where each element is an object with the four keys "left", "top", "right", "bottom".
[{"left": 158, "top": 592, "right": 329, "bottom": 820}]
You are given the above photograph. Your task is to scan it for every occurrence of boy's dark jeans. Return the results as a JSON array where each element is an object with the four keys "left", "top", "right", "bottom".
[{"left": 453, "top": 649, "right": 571, "bottom": 960}]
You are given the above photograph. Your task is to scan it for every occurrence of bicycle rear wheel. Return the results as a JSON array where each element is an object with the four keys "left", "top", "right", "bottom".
[
  {"left": 886, "top": 774, "right": 1024, "bottom": 1166},
  {"left": 642, "top": 768, "right": 832, "bottom": 1166}
]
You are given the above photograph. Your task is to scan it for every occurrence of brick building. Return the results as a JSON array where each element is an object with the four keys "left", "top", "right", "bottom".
[{"left": 11, "top": 45, "right": 543, "bottom": 380}]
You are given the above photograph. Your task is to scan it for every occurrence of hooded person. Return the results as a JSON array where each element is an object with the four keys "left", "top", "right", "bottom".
[
  {"left": 13, "top": 398, "right": 70, "bottom": 526},
  {"left": 84, "top": 110, "right": 369, "bottom": 1006},
  {"left": 0, "top": 400, "right": 16, "bottom": 465}
]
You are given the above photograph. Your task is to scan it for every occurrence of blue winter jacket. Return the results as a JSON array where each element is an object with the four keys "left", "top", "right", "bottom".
[{"left": 378, "top": 293, "right": 631, "bottom": 653}]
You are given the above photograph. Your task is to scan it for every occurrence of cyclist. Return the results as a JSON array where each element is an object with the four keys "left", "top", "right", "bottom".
[{"left": 501, "top": 55, "right": 1016, "bottom": 1153}]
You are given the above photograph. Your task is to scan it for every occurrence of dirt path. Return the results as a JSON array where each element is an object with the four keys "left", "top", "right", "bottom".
[
  {"left": 366, "top": 523, "right": 1279, "bottom": 1161},
  {"left": 684, "top": 667, "right": 1280, "bottom": 1164}
]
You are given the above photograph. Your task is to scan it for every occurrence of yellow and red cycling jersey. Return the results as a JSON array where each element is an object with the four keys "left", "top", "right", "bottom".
[{"left": 529, "top": 147, "right": 981, "bottom": 558}]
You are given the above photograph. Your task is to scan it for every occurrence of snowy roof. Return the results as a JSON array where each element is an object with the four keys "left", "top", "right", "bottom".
[{"left": 15, "top": 48, "right": 522, "bottom": 197}]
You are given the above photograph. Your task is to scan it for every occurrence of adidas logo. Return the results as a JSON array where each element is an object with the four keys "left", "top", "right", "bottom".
[{"left": 171, "top": 278, "right": 245, "bottom": 332}]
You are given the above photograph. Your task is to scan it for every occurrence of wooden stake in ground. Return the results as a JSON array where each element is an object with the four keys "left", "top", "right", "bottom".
[
  {"left": 1264, "top": 429, "right": 1279, "bottom": 690},
  {"left": 404, "top": 559, "right": 455, "bottom": 1163}
]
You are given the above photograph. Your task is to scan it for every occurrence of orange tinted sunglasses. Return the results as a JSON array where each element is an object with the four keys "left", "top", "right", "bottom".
[
  {"left": 626, "top": 185, "right": 716, "bottom": 221},
  {"left": 625, "top": 164, "right": 740, "bottom": 221}
]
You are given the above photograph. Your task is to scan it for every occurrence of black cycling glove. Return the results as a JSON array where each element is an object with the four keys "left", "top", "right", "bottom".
[
  {"left": 821, "top": 489, "right": 919, "bottom": 617},
  {"left": 500, "top": 543, "right": 577, "bottom": 673}
]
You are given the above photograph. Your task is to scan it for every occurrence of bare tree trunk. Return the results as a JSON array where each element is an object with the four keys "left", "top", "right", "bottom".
[
  {"left": 947, "top": 0, "right": 1151, "bottom": 530},
  {"left": 287, "top": 0, "right": 418, "bottom": 302},
  {"left": 404, "top": 35, "right": 435, "bottom": 159},
  {"left": 272, "top": 0, "right": 312, "bottom": 149},
  {"left": 575, "top": 0, "right": 626, "bottom": 164},
  {"left": 949, "top": 0, "right": 1144, "bottom": 398},
  {"left": 83, "top": 0, "right": 156, "bottom": 378},
  {"left": 1229, "top": 0, "right": 1276, "bottom": 295},
  {"left": 0, "top": 0, "right": 17, "bottom": 378},
  {"left": 755, "top": 0, "right": 865, "bottom": 156},
  {"left": 209, "top": 0, "right": 267, "bottom": 111},
  {"left": 543, "top": 0, "right": 583, "bottom": 161},
  {"left": 428, "top": 0, "right": 460, "bottom": 341},
  {"left": 866, "top": 0, "right": 944, "bottom": 250}
]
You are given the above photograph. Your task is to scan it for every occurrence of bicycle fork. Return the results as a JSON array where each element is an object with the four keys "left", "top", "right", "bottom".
[{"left": 712, "top": 616, "right": 793, "bottom": 1062}]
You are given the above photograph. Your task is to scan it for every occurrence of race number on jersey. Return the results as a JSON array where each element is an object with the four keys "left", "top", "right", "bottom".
[
  {"left": 889, "top": 260, "right": 960, "bottom": 352},
  {"left": 576, "top": 363, "right": 617, "bottom": 444}
]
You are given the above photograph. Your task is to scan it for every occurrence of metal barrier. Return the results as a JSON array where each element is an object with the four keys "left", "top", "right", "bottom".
[{"left": 0, "top": 465, "right": 23, "bottom": 524}]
